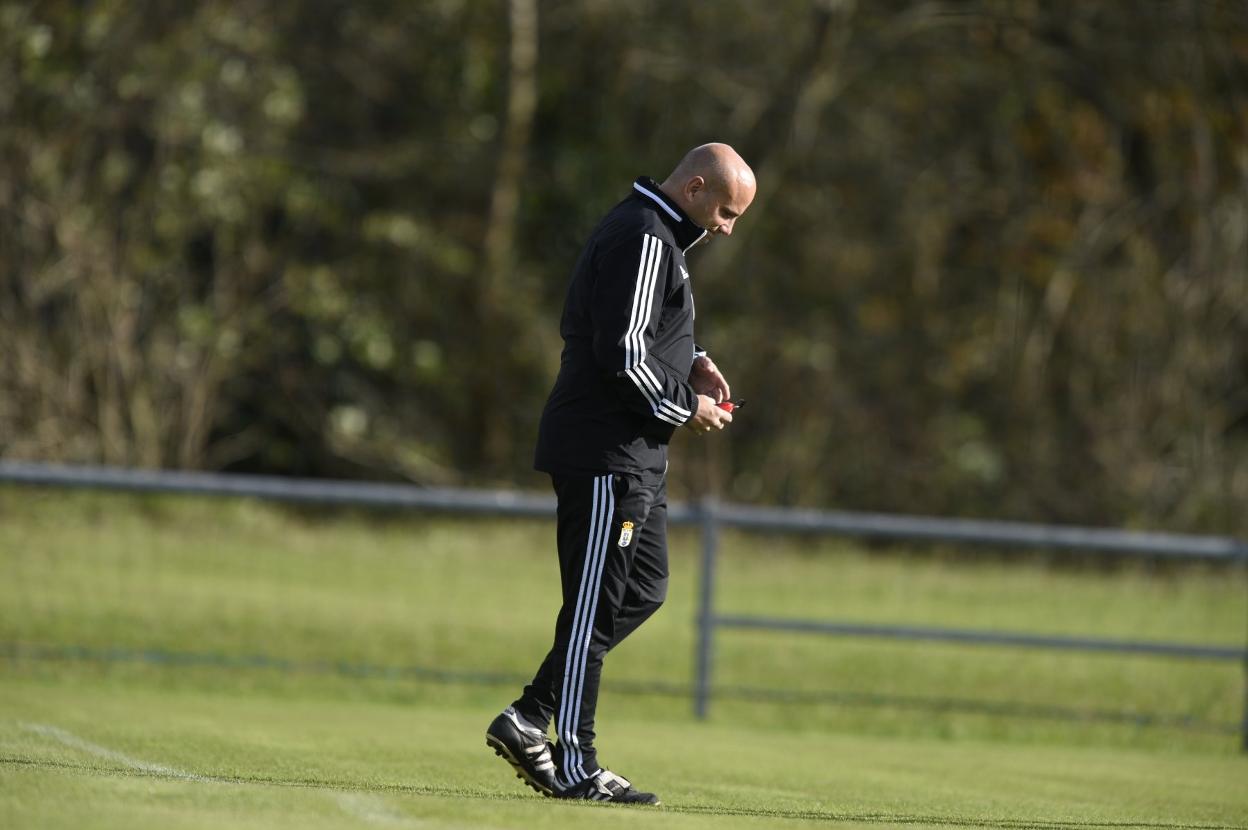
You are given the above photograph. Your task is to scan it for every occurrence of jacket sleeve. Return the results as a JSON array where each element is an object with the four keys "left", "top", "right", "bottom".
[{"left": 590, "top": 233, "right": 699, "bottom": 427}]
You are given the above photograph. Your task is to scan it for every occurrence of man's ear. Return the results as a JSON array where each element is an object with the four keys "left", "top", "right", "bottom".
[{"left": 684, "top": 175, "right": 705, "bottom": 199}]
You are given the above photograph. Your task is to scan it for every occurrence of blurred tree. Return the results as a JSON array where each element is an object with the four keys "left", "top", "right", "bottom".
[{"left": 1, "top": 0, "right": 1244, "bottom": 534}]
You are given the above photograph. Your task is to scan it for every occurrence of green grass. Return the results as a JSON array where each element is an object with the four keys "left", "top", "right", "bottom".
[
  {"left": 3, "top": 673, "right": 1247, "bottom": 829},
  {"left": 1, "top": 485, "right": 1247, "bottom": 827}
]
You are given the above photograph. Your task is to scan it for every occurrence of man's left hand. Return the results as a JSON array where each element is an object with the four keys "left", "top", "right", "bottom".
[{"left": 690, "top": 355, "right": 731, "bottom": 403}]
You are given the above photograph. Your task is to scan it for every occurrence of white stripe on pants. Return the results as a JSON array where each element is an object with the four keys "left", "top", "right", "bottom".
[{"left": 556, "top": 474, "right": 614, "bottom": 786}]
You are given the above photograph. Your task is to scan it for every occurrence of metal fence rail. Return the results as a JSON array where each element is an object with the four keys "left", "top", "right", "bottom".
[
  {"left": 709, "top": 501, "right": 1248, "bottom": 561},
  {"left": 2, "top": 460, "right": 1246, "bottom": 748},
  {"left": 710, "top": 615, "right": 1248, "bottom": 660},
  {"left": 4, "top": 460, "right": 1245, "bottom": 558},
  {"left": 0, "top": 460, "right": 558, "bottom": 517}
]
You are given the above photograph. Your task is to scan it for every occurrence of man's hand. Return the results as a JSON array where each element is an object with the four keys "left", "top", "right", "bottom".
[
  {"left": 687, "top": 394, "right": 733, "bottom": 434},
  {"left": 690, "top": 355, "right": 731, "bottom": 403}
]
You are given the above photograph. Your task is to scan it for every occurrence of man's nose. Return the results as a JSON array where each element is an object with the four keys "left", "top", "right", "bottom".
[{"left": 720, "top": 219, "right": 735, "bottom": 236}]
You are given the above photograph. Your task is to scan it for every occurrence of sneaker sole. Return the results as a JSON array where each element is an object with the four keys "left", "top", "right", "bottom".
[
  {"left": 485, "top": 734, "right": 556, "bottom": 798},
  {"left": 564, "top": 788, "right": 662, "bottom": 806}
]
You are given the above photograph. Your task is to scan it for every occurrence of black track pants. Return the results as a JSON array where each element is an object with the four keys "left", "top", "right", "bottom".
[{"left": 512, "top": 471, "right": 668, "bottom": 788}]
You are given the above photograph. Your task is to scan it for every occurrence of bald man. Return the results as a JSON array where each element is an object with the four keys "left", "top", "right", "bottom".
[{"left": 486, "top": 144, "right": 757, "bottom": 805}]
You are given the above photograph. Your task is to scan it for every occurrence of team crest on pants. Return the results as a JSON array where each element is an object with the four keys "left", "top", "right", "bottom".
[{"left": 617, "top": 521, "right": 634, "bottom": 547}]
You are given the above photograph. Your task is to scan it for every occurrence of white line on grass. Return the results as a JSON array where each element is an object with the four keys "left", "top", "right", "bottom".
[
  {"left": 333, "top": 792, "right": 425, "bottom": 827},
  {"left": 20, "top": 721, "right": 218, "bottom": 783},
  {"left": 23, "top": 720, "right": 423, "bottom": 827}
]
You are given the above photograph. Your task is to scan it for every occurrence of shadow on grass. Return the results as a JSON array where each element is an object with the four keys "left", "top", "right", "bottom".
[{"left": 4, "top": 643, "right": 1239, "bottom": 736}]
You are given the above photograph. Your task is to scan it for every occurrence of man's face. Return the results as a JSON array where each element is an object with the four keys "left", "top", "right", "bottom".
[{"left": 684, "top": 176, "right": 756, "bottom": 241}]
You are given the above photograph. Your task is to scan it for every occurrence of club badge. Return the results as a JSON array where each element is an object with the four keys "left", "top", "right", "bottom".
[{"left": 617, "top": 521, "right": 634, "bottom": 548}]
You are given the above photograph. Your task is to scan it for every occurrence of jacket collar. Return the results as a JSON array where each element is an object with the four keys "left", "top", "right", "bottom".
[{"left": 632, "top": 177, "right": 708, "bottom": 254}]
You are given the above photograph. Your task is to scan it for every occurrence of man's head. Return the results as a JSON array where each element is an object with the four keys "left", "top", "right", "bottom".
[{"left": 659, "top": 143, "right": 756, "bottom": 241}]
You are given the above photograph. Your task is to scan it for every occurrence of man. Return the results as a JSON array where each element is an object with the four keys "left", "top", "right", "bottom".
[{"left": 486, "top": 143, "right": 757, "bottom": 805}]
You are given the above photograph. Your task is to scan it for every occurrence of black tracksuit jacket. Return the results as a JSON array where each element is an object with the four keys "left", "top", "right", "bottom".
[{"left": 535, "top": 177, "right": 709, "bottom": 477}]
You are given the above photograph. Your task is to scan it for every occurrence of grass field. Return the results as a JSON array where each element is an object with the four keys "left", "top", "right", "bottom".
[{"left": 2, "top": 485, "right": 1247, "bottom": 828}]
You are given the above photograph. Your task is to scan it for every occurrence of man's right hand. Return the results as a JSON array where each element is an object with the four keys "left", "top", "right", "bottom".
[{"left": 687, "top": 395, "right": 733, "bottom": 435}]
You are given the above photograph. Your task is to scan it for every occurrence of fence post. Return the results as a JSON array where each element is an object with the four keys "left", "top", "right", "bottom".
[
  {"left": 694, "top": 497, "right": 719, "bottom": 720},
  {"left": 1242, "top": 555, "right": 1248, "bottom": 753}
]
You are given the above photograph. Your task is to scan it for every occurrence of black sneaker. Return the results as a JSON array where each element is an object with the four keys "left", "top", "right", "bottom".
[
  {"left": 485, "top": 707, "right": 559, "bottom": 797},
  {"left": 559, "top": 769, "right": 660, "bottom": 805}
]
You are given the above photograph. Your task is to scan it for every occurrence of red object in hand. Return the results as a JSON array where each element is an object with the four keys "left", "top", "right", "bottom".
[{"left": 717, "top": 399, "right": 746, "bottom": 413}]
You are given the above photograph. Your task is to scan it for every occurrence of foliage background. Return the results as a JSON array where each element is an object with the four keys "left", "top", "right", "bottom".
[{"left": 2, "top": 0, "right": 1246, "bottom": 533}]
